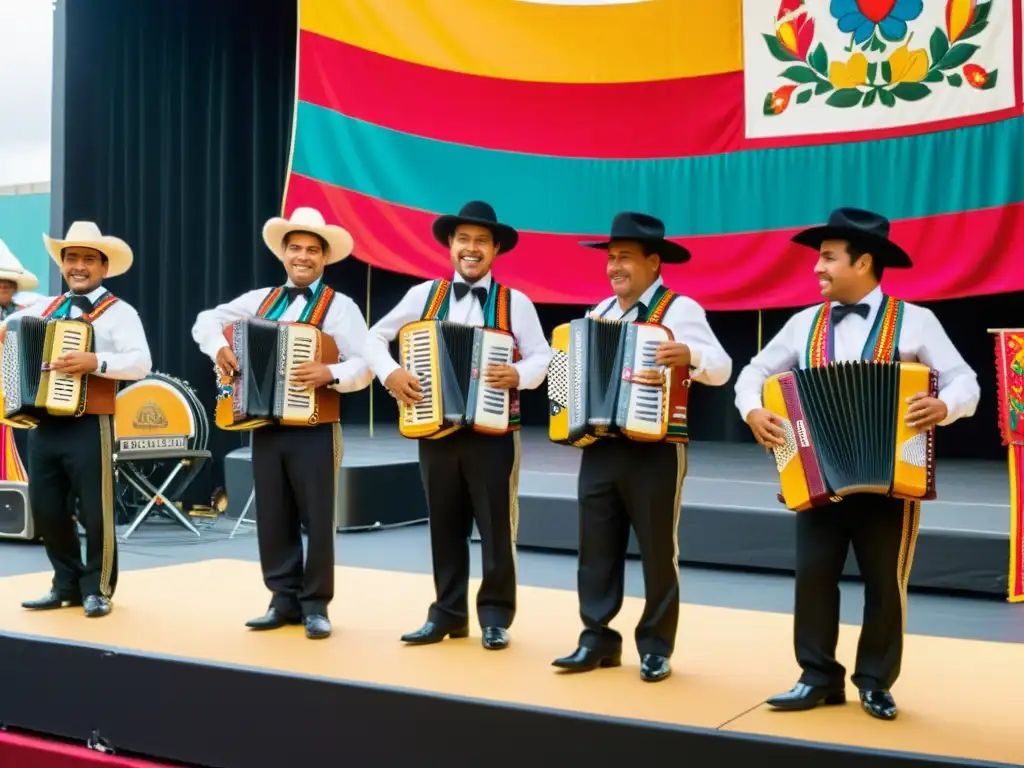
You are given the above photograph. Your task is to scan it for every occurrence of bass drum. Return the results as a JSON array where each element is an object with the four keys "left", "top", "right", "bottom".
[{"left": 114, "top": 371, "right": 210, "bottom": 453}]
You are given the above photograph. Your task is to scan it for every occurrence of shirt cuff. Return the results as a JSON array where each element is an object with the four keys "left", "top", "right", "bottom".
[
  {"left": 374, "top": 360, "right": 402, "bottom": 389},
  {"left": 736, "top": 392, "right": 764, "bottom": 424},
  {"left": 94, "top": 354, "right": 109, "bottom": 376}
]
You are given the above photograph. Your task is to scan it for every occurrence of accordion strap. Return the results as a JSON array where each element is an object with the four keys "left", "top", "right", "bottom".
[
  {"left": 41, "top": 291, "right": 119, "bottom": 322},
  {"left": 643, "top": 286, "right": 678, "bottom": 325},
  {"left": 257, "top": 283, "right": 336, "bottom": 329},
  {"left": 805, "top": 294, "right": 906, "bottom": 368}
]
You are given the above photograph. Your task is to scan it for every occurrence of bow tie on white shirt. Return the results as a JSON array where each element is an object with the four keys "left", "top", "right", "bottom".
[
  {"left": 453, "top": 283, "right": 487, "bottom": 306},
  {"left": 832, "top": 302, "right": 869, "bottom": 323}
]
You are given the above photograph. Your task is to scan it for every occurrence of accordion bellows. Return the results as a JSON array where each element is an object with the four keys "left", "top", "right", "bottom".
[
  {"left": 397, "top": 320, "right": 516, "bottom": 439},
  {"left": 1, "top": 316, "right": 116, "bottom": 427},
  {"left": 547, "top": 317, "right": 689, "bottom": 448},
  {"left": 763, "top": 360, "right": 938, "bottom": 511},
  {"left": 215, "top": 318, "right": 340, "bottom": 430}
]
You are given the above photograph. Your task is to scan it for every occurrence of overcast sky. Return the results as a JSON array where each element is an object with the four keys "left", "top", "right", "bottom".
[{"left": 0, "top": 0, "right": 53, "bottom": 187}]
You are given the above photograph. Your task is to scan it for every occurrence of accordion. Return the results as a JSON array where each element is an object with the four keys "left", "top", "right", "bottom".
[
  {"left": 397, "top": 320, "right": 517, "bottom": 439},
  {"left": 0, "top": 316, "right": 116, "bottom": 427},
  {"left": 547, "top": 317, "right": 689, "bottom": 448},
  {"left": 763, "top": 360, "right": 938, "bottom": 511},
  {"left": 215, "top": 318, "right": 340, "bottom": 430}
]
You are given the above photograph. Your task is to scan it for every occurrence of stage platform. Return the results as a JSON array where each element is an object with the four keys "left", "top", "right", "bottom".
[
  {"left": 223, "top": 426, "right": 1012, "bottom": 597},
  {"left": 0, "top": 560, "right": 1019, "bottom": 768}
]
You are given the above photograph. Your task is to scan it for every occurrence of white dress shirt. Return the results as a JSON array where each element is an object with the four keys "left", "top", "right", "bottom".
[
  {"left": 588, "top": 277, "right": 733, "bottom": 387},
  {"left": 2, "top": 285, "right": 152, "bottom": 380},
  {"left": 363, "top": 272, "right": 553, "bottom": 389},
  {"left": 191, "top": 277, "right": 373, "bottom": 394},
  {"left": 733, "top": 285, "right": 980, "bottom": 426}
]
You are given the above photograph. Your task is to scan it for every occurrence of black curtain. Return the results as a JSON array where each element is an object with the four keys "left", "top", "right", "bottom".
[
  {"left": 57, "top": 0, "right": 1019, "bottom": 508},
  {"left": 59, "top": 0, "right": 301, "bottom": 504}
]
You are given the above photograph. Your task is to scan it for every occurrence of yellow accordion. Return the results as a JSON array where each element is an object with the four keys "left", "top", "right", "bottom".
[{"left": 762, "top": 360, "right": 938, "bottom": 511}]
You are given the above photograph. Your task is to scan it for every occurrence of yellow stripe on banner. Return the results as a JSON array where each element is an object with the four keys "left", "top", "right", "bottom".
[{"left": 299, "top": 0, "right": 742, "bottom": 83}]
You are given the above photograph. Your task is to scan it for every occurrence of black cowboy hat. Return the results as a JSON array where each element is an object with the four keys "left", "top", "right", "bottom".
[
  {"left": 579, "top": 212, "right": 691, "bottom": 264},
  {"left": 432, "top": 201, "right": 519, "bottom": 254},
  {"left": 791, "top": 207, "right": 912, "bottom": 268}
]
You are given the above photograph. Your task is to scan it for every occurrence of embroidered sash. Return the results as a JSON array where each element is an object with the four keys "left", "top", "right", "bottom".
[
  {"left": 256, "top": 282, "right": 335, "bottom": 329},
  {"left": 420, "top": 278, "right": 520, "bottom": 428},
  {"left": 41, "top": 290, "right": 120, "bottom": 322},
  {"left": 805, "top": 294, "right": 905, "bottom": 368}
]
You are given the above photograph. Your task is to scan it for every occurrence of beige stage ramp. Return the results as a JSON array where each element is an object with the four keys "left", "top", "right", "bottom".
[{"left": 0, "top": 559, "right": 1020, "bottom": 765}]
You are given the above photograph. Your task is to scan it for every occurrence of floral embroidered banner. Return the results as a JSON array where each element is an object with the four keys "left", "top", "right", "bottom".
[{"left": 743, "top": 0, "right": 1019, "bottom": 140}]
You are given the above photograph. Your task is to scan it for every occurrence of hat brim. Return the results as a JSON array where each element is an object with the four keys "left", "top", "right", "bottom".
[
  {"left": 43, "top": 234, "right": 134, "bottom": 278},
  {"left": 579, "top": 237, "right": 691, "bottom": 265},
  {"left": 0, "top": 268, "right": 39, "bottom": 292},
  {"left": 432, "top": 215, "right": 519, "bottom": 254},
  {"left": 791, "top": 225, "right": 912, "bottom": 268},
  {"left": 263, "top": 219, "right": 354, "bottom": 265}
]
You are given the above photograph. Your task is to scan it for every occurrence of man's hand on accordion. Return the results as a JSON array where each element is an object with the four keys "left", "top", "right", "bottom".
[
  {"left": 745, "top": 408, "right": 787, "bottom": 449},
  {"left": 484, "top": 363, "right": 520, "bottom": 390},
  {"left": 385, "top": 369, "right": 423, "bottom": 404},
  {"left": 904, "top": 392, "right": 948, "bottom": 430},
  {"left": 49, "top": 351, "right": 98, "bottom": 375},
  {"left": 290, "top": 362, "right": 335, "bottom": 389},
  {"left": 654, "top": 341, "right": 691, "bottom": 369},
  {"left": 631, "top": 369, "right": 665, "bottom": 387}
]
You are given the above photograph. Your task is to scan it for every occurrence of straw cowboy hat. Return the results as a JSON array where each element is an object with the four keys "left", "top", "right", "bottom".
[
  {"left": 42, "top": 221, "right": 134, "bottom": 278},
  {"left": 0, "top": 238, "right": 39, "bottom": 292},
  {"left": 262, "top": 207, "right": 354, "bottom": 265},
  {"left": 791, "top": 207, "right": 912, "bottom": 268}
]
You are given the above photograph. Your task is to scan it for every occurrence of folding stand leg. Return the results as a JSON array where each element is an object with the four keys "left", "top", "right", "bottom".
[
  {"left": 230, "top": 489, "right": 256, "bottom": 539},
  {"left": 120, "top": 461, "right": 201, "bottom": 539}
]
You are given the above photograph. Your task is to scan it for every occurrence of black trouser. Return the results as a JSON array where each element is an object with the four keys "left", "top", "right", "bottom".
[
  {"left": 794, "top": 493, "right": 921, "bottom": 691},
  {"left": 418, "top": 429, "right": 520, "bottom": 629},
  {"left": 576, "top": 438, "right": 687, "bottom": 658},
  {"left": 28, "top": 414, "right": 118, "bottom": 600},
  {"left": 251, "top": 421, "right": 341, "bottom": 619}
]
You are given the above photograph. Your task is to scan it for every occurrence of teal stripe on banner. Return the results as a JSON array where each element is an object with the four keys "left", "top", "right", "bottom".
[{"left": 290, "top": 102, "right": 1024, "bottom": 236}]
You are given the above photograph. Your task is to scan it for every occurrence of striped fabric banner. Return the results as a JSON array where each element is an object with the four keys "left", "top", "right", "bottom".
[{"left": 283, "top": 0, "right": 1024, "bottom": 309}]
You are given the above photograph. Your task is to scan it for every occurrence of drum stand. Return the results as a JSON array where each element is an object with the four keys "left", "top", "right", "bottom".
[{"left": 229, "top": 433, "right": 257, "bottom": 538}]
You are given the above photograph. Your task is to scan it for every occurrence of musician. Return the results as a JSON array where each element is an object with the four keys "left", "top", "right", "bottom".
[
  {"left": 191, "top": 207, "right": 371, "bottom": 640},
  {"left": 363, "top": 201, "right": 551, "bottom": 650},
  {"left": 733, "top": 208, "right": 979, "bottom": 720},
  {"left": 0, "top": 237, "right": 41, "bottom": 318},
  {"left": 551, "top": 212, "right": 731, "bottom": 682},
  {"left": 1, "top": 222, "right": 152, "bottom": 618}
]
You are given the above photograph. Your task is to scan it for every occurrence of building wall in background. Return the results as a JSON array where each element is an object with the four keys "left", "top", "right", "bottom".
[{"left": 0, "top": 184, "right": 51, "bottom": 291}]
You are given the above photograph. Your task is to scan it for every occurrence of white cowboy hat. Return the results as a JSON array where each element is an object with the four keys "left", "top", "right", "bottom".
[
  {"left": 262, "top": 207, "right": 354, "bottom": 265},
  {"left": 42, "top": 221, "right": 134, "bottom": 278},
  {"left": 0, "top": 239, "right": 39, "bottom": 292}
]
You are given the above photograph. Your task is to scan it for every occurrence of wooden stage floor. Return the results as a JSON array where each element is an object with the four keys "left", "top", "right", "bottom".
[{"left": 0, "top": 559, "right": 1020, "bottom": 767}]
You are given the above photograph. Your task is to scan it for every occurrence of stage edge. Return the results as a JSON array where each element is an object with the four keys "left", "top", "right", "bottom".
[{"left": 0, "top": 633, "right": 1014, "bottom": 768}]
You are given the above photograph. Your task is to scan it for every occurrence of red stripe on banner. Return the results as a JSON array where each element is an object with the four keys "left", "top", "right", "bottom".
[
  {"left": 285, "top": 173, "right": 1024, "bottom": 311},
  {"left": 297, "top": 31, "right": 744, "bottom": 160},
  {"left": 0, "top": 731, "right": 174, "bottom": 767},
  {"left": 297, "top": 31, "right": 1024, "bottom": 159}
]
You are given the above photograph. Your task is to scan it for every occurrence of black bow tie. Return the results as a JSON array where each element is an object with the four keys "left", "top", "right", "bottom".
[
  {"left": 453, "top": 282, "right": 487, "bottom": 306},
  {"left": 69, "top": 294, "right": 94, "bottom": 313},
  {"left": 832, "top": 302, "right": 869, "bottom": 323},
  {"left": 286, "top": 286, "right": 313, "bottom": 302}
]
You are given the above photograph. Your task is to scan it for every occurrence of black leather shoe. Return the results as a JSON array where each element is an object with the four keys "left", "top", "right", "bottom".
[
  {"left": 400, "top": 621, "right": 469, "bottom": 645},
  {"left": 481, "top": 626, "right": 509, "bottom": 650},
  {"left": 766, "top": 682, "right": 846, "bottom": 710},
  {"left": 860, "top": 689, "right": 897, "bottom": 720},
  {"left": 245, "top": 607, "right": 301, "bottom": 630},
  {"left": 640, "top": 654, "right": 671, "bottom": 682},
  {"left": 22, "top": 591, "right": 82, "bottom": 610},
  {"left": 305, "top": 614, "right": 331, "bottom": 639},
  {"left": 83, "top": 595, "right": 111, "bottom": 618},
  {"left": 552, "top": 646, "right": 622, "bottom": 672}
]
